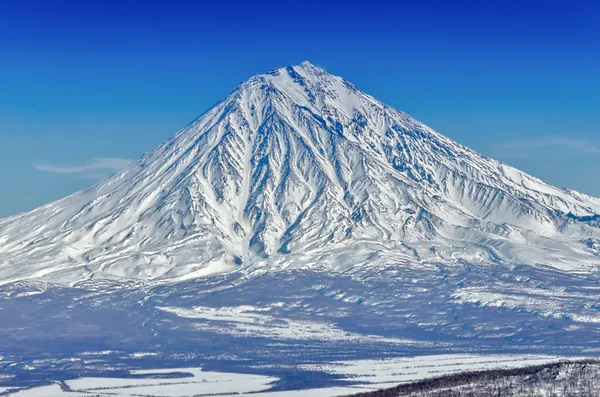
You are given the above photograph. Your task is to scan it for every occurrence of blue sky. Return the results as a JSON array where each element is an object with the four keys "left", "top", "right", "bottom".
[{"left": 1, "top": 0, "right": 599, "bottom": 217}]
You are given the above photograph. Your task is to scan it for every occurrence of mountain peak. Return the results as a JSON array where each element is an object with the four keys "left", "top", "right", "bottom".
[
  {"left": 278, "top": 60, "right": 325, "bottom": 74},
  {"left": 261, "top": 61, "right": 336, "bottom": 85},
  {"left": 239, "top": 61, "right": 370, "bottom": 127},
  {"left": 299, "top": 60, "right": 317, "bottom": 68},
  {"left": 1, "top": 63, "right": 600, "bottom": 285},
  {"left": 293, "top": 60, "right": 330, "bottom": 76}
]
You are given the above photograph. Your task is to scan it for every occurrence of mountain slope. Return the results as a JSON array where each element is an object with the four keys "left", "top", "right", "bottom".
[{"left": 1, "top": 61, "right": 599, "bottom": 285}]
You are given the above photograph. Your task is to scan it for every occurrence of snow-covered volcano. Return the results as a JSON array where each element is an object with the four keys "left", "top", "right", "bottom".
[{"left": 1, "top": 61, "right": 600, "bottom": 285}]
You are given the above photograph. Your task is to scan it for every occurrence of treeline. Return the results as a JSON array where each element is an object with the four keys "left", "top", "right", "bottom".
[{"left": 348, "top": 360, "right": 600, "bottom": 397}]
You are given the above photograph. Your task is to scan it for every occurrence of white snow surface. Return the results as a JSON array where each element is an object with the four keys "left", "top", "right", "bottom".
[
  {"left": 158, "top": 304, "right": 426, "bottom": 345},
  {"left": 4, "top": 354, "right": 566, "bottom": 397},
  {"left": 302, "top": 354, "right": 564, "bottom": 389},
  {"left": 1, "top": 61, "right": 600, "bottom": 285}
]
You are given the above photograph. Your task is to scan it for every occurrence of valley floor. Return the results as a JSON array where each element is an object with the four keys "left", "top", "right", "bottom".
[
  {"left": 0, "top": 355, "right": 589, "bottom": 397},
  {"left": 2, "top": 271, "right": 600, "bottom": 396}
]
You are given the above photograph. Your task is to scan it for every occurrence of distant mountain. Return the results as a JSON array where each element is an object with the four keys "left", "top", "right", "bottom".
[{"left": 1, "top": 61, "right": 599, "bottom": 285}]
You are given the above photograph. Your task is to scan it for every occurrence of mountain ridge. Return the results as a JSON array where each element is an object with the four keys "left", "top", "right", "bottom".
[{"left": 1, "top": 61, "right": 599, "bottom": 286}]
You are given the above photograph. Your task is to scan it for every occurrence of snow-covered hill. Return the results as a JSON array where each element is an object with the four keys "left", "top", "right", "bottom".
[{"left": 1, "top": 61, "right": 600, "bottom": 286}]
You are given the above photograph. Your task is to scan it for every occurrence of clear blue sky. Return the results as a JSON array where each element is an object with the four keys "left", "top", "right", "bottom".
[{"left": 1, "top": 0, "right": 599, "bottom": 217}]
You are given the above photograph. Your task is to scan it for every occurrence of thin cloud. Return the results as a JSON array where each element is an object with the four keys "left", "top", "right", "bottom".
[
  {"left": 34, "top": 157, "right": 133, "bottom": 174},
  {"left": 499, "top": 137, "right": 600, "bottom": 157}
]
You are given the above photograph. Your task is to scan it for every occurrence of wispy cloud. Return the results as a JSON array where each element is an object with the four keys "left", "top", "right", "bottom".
[
  {"left": 499, "top": 136, "right": 600, "bottom": 157},
  {"left": 34, "top": 157, "right": 133, "bottom": 175}
]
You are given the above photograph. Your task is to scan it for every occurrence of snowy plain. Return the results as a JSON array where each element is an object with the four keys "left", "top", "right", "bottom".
[{"left": 2, "top": 354, "right": 568, "bottom": 397}]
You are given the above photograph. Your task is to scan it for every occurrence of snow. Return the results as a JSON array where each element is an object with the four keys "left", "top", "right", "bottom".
[
  {"left": 158, "top": 304, "right": 423, "bottom": 344},
  {"left": 249, "top": 387, "right": 380, "bottom": 396},
  {"left": 452, "top": 285, "right": 600, "bottom": 323},
  {"left": 62, "top": 367, "right": 276, "bottom": 396},
  {"left": 302, "top": 354, "right": 564, "bottom": 387},
  {"left": 8, "top": 384, "right": 64, "bottom": 397},
  {"left": 128, "top": 352, "right": 159, "bottom": 358},
  {"left": 11, "top": 355, "right": 581, "bottom": 396},
  {"left": 1, "top": 62, "right": 599, "bottom": 286},
  {"left": 4, "top": 355, "right": 571, "bottom": 397}
]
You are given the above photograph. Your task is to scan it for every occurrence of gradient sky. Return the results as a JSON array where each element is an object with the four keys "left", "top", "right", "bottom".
[{"left": 1, "top": 0, "right": 599, "bottom": 217}]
